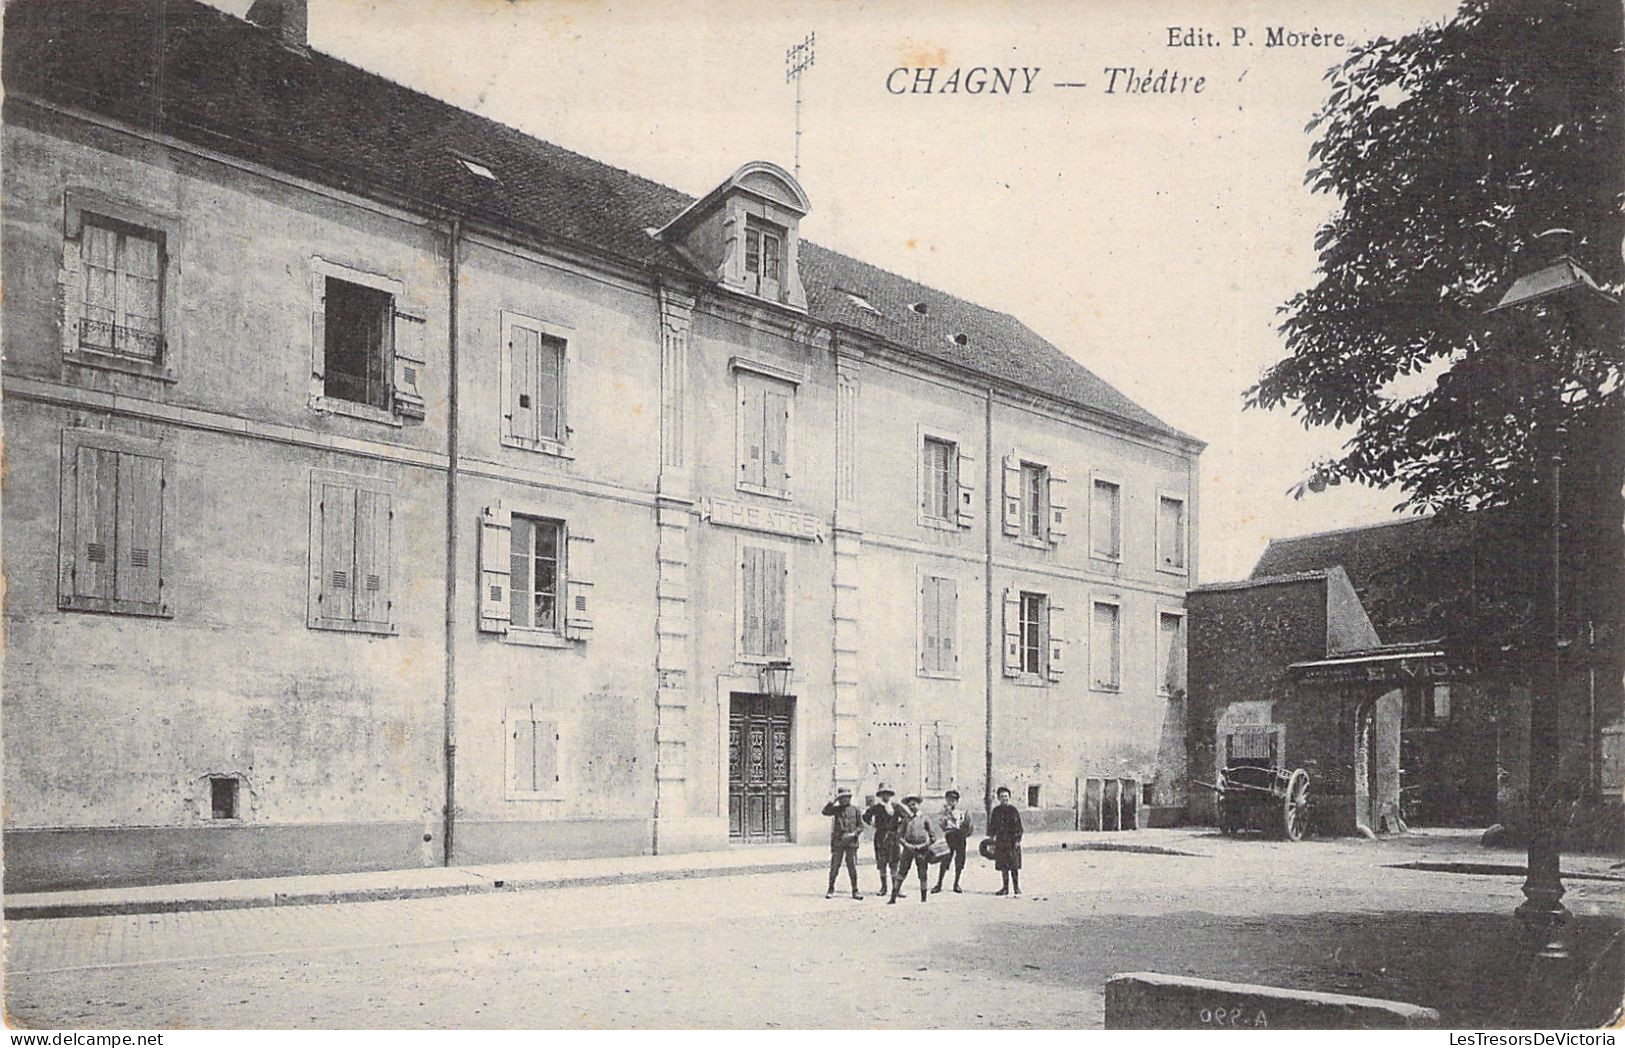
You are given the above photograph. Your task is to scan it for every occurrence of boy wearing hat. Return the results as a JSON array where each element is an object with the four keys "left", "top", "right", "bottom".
[
  {"left": 862, "top": 783, "right": 905, "bottom": 897},
  {"left": 890, "top": 794, "right": 940, "bottom": 903},
  {"left": 933, "top": 789, "right": 974, "bottom": 894},
  {"left": 821, "top": 787, "right": 864, "bottom": 899}
]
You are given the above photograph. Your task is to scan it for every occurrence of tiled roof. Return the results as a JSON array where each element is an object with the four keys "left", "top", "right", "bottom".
[
  {"left": 2, "top": 0, "right": 1196, "bottom": 445},
  {"left": 1249, "top": 514, "right": 1534, "bottom": 644}
]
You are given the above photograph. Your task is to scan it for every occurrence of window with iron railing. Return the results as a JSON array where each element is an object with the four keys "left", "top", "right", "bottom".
[{"left": 79, "top": 218, "right": 164, "bottom": 362}]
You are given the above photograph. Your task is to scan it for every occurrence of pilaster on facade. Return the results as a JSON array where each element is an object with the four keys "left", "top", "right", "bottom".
[
  {"left": 832, "top": 353, "right": 864, "bottom": 791},
  {"left": 655, "top": 287, "right": 696, "bottom": 828}
]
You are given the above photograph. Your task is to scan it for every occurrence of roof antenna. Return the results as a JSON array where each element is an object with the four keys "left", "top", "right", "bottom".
[{"left": 786, "top": 32, "right": 815, "bottom": 181}]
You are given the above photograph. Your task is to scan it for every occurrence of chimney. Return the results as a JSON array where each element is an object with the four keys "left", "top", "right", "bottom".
[{"left": 246, "top": 0, "right": 308, "bottom": 49}]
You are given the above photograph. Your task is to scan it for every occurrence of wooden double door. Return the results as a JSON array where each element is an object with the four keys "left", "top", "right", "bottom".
[{"left": 728, "top": 694, "right": 793, "bottom": 842}]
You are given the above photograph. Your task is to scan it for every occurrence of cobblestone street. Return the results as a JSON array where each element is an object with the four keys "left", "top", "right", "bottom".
[{"left": 5, "top": 831, "right": 1621, "bottom": 1028}]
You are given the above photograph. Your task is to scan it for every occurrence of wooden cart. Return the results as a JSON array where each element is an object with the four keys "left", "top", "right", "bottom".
[{"left": 1197, "top": 727, "right": 1310, "bottom": 841}]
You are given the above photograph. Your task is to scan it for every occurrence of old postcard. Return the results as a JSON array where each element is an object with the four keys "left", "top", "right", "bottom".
[{"left": 2, "top": 0, "right": 1620, "bottom": 1035}]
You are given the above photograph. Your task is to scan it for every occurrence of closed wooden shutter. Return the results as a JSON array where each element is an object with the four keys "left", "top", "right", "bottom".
[
  {"left": 352, "top": 488, "right": 391, "bottom": 626},
  {"left": 956, "top": 444, "right": 976, "bottom": 527},
  {"left": 764, "top": 388, "right": 789, "bottom": 491},
  {"left": 510, "top": 715, "right": 536, "bottom": 793},
  {"left": 739, "top": 380, "right": 765, "bottom": 488},
  {"left": 478, "top": 504, "right": 512, "bottom": 634},
  {"left": 919, "top": 575, "right": 937, "bottom": 673},
  {"left": 740, "top": 546, "right": 763, "bottom": 655},
  {"left": 319, "top": 483, "right": 357, "bottom": 623},
  {"left": 80, "top": 224, "right": 119, "bottom": 350},
  {"left": 509, "top": 324, "right": 538, "bottom": 443},
  {"left": 120, "top": 232, "right": 162, "bottom": 357},
  {"left": 74, "top": 446, "right": 118, "bottom": 601},
  {"left": 1047, "top": 601, "right": 1066, "bottom": 682},
  {"left": 1092, "top": 480, "right": 1121, "bottom": 558},
  {"left": 1001, "top": 588, "right": 1022, "bottom": 677},
  {"left": 1160, "top": 497, "right": 1186, "bottom": 569},
  {"left": 1048, "top": 473, "right": 1069, "bottom": 542},
  {"left": 392, "top": 310, "right": 426, "bottom": 418},
  {"left": 114, "top": 452, "right": 163, "bottom": 606},
  {"left": 763, "top": 548, "right": 787, "bottom": 657},
  {"left": 564, "top": 531, "right": 595, "bottom": 638},
  {"left": 533, "top": 718, "right": 560, "bottom": 791},
  {"left": 1001, "top": 454, "right": 1022, "bottom": 535},
  {"left": 938, "top": 577, "right": 958, "bottom": 673}
]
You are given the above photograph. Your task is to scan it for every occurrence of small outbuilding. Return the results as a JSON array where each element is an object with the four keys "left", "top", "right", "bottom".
[{"left": 1186, "top": 567, "right": 1405, "bottom": 837}]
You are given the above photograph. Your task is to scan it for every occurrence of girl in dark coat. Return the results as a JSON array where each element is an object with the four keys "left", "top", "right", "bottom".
[{"left": 988, "top": 786, "right": 1023, "bottom": 896}]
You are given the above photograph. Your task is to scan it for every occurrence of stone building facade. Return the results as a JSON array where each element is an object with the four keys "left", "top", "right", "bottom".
[{"left": 1, "top": 0, "right": 1202, "bottom": 890}]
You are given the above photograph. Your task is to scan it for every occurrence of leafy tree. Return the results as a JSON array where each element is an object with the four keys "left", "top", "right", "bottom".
[{"left": 1247, "top": 0, "right": 1622, "bottom": 515}]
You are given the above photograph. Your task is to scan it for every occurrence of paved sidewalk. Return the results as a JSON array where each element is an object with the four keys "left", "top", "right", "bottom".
[{"left": 5, "top": 828, "right": 1171, "bottom": 920}]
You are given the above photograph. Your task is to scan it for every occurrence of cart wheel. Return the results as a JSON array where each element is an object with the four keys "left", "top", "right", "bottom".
[{"left": 1281, "top": 769, "right": 1309, "bottom": 841}]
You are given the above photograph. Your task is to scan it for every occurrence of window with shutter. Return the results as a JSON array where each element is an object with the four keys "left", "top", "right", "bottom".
[
  {"left": 740, "top": 542, "right": 789, "bottom": 660},
  {"left": 955, "top": 443, "right": 977, "bottom": 528},
  {"left": 478, "top": 504, "right": 512, "bottom": 634},
  {"left": 921, "top": 437, "right": 956, "bottom": 523},
  {"left": 58, "top": 430, "right": 172, "bottom": 618},
  {"left": 61, "top": 193, "right": 181, "bottom": 381},
  {"left": 501, "top": 311, "right": 572, "bottom": 452},
  {"left": 1046, "top": 601, "right": 1066, "bottom": 682},
  {"left": 1001, "top": 588, "right": 1023, "bottom": 678},
  {"left": 919, "top": 575, "right": 959, "bottom": 677},
  {"left": 506, "top": 707, "right": 562, "bottom": 799},
  {"left": 1092, "top": 600, "right": 1122, "bottom": 691},
  {"left": 736, "top": 372, "right": 793, "bottom": 497},
  {"left": 923, "top": 727, "right": 956, "bottom": 792},
  {"left": 563, "top": 532, "right": 595, "bottom": 639},
  {"left": 307, "top": 471, "right": 396, "bottom": 635},
  {"left": 1019, "top": 592, "right": 1047, "bottom": 676}
]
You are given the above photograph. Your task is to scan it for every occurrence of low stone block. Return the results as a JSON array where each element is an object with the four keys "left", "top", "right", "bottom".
[{"left": 1104, "top": 971, "right": 1440, "bottom": 1029}]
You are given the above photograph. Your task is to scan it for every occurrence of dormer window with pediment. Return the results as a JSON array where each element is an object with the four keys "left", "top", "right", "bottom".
[{"left": 656, "top": 161, "right": 809, "bottom": 310}]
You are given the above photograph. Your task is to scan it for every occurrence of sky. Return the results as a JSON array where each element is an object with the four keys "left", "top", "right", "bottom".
[{"left": 211, "top": 0, "right": 1466, "bottom": 581}]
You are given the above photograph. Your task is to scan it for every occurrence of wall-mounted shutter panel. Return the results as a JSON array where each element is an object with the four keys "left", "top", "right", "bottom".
[
  {"left": 741, "top": 547, "right": 762, "bottom": 655},
  {"left": 939, "top": 577, "right": 958, "bottom": 671},
  {"left": 918, "top": 576, "right": 933, "bottom": 672},
  {"left": 1048, "top": 474, "right": 1069, "bottom": 542},
  {"left": 534, "top": 719, "right": 561, "bottom": 790},
  {"left": 763, "top": 547, "right": 787, "bottom": 657},
  {"left": 392, "top": 311, "right": 427, "bottom": 418},
  {"left": 1047, "top": 602, "right": 1066, "bottom": 682},
  {"left": 740, "top": 382, "right": 766, "bottom": 487},
  {"left": 535, "top": 335, "right": 563, "bottom": 442},
  {"left": 1001, "top": 588, "right": 1022, "bottom": 678},
  {"left": 310, "top": 276, "right": 327, "bottom": 386},
  {"left": 115, "top": 452, "right": 163, "bottom": 607},
  {"left": 74, "top": 446, "right": 118, "bottom": 600},
  {"left": 956, "top": 444, "right": 976, "bottom": 527},
  {"left": 352, "top": 488, "right": 391, "bottom": 625},
  {"left": 1001, "top": 454, "right": 1022, "bottom": 535},
  {"left": 764, "top": 388, "right": 790, "bottom": 489},
  {"left": 509, "top": 715, "right": 536, "bottom": 793},
  {"left": 510, "top": 325, "right": 538, "bottom": 443},
  {"left": 319, "top": 483, "right": 357, "bottom": 622},
  {"left": 564, "top": 532, "right": 595, "bottom": 638},
  {"left": 478, "top": 505, "right": 512, "bottom": 633}
]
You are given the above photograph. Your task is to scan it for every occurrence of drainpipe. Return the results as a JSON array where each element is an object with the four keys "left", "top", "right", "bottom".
[
  {"left": 984, "top": 386, "right": 996, "bottom": 816},
  {"left": 442, "top": 217, "right": 463, "bottom": 865}
]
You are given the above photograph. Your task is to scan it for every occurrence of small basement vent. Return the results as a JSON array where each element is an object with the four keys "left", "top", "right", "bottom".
[{"left": 210, "top": 776, "right": 240, "bottom": 820}]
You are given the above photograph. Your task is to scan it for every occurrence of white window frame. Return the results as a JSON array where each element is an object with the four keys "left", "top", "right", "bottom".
[
  {"left": 917, "top": 426, "right": 962, "bottom": 530},
  {"left": 1156, "top": 606, "right": 1186, "bottom": 698},
  {"left": 505, "top": 511, "right": 571, "bottom": 648},
  {"left": 306, "top": 468, "right": 398, "bottom": 636},
  {"left": 916, "top": 568, "right": 961, "bottom": 680},
  {"left": 1156, "top": 490, "right": 1189, "bottom": 576},
  {"left": 1090, "top": 595, "right": 1123, "bottom": 693},
  {"left": 61, "top": 188, "right": 184, "bottom": 382},
  {"left": 309, "top": 256, "right": 405, "bottom": 427},
  {"left": 732, "top": 358, "right": 799, "bottom": 501},
  {"left": 503, "top": 704, "right": 564, "bottom": 801},
  {"left": 1017, "top": 589, "right": 1049, "bottom": 682},
  {"left": 499, "top": 309, "right": 577, "bottom": 458},
  {"left": 57, "top": 427, "right": 177, "bottom": 618},
  {"left": 734, "top": 533, "right": 794, "bottom": 665},
  {"left": 1090, "top": 470, "right": 1124, "bottom": 563}
]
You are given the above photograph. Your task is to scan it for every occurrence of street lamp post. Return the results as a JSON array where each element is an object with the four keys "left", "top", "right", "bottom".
[{"left": 1489, "top": 252, "right": 1619, "bottom": 971}]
